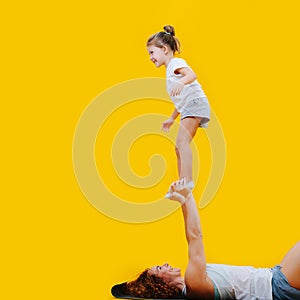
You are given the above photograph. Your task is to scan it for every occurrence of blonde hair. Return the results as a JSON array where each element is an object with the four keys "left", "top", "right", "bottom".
[{"left": 147, "top": 25, "right": 181, "bottom": 54}]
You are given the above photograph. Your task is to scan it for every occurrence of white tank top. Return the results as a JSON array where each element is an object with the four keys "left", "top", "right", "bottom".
[{"left": 206, "top": 264, "right": 273, "bottom": 300}]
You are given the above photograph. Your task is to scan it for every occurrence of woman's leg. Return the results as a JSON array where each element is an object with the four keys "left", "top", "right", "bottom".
[
  {"left": 279, "top": 241, "right": 300, "bottom": 289},
  {"left": 175, "top": 117, "right": 201, "bottom": 182}
]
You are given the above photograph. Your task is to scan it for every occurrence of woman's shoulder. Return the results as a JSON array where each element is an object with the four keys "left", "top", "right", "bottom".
[{"left": 185, "top": 277, "right": 215, "bottom": 300}]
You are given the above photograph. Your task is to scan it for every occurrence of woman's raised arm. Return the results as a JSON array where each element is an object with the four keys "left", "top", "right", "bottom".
[{"left": 168, "top": 179, "right": 214, "bottom": 299}]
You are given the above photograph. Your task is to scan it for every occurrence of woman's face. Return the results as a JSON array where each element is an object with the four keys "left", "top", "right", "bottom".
[{"left": 149, "top": 263, "right": 182, "bottom": 284}]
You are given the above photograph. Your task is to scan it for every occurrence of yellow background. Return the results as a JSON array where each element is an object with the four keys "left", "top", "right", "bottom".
[{"left": 1, "top": 1, "right": 300, "bottom": 299}]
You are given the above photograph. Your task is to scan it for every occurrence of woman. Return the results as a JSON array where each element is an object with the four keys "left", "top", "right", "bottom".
[{"left": 112, "top": 178, "right": 300, "bottom": 299}]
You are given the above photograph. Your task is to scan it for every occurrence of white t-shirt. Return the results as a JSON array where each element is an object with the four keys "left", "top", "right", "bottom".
[
  {"left": 206, "top": 264, "right": 273, "bottom": 300},
  {"left": 166, "top": 58, "right": 206, "bottom": 113}
]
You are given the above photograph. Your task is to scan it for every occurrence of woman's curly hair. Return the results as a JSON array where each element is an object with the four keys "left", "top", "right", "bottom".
[{"left": 122, "top": 269, "right": 183, "bottom": 299}]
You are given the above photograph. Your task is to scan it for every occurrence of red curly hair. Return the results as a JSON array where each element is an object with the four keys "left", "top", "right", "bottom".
[{"left": 122, "top": 269, "right": 182, "bottom": 299}]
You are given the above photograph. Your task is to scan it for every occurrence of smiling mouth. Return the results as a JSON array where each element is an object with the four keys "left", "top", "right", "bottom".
[{"left": 169, "top": 266, "right": 178, "bottom": 271}]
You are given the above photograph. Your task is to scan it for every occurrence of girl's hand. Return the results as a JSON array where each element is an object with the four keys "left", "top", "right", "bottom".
[
  {"left": 168, "top": 178, "right": 192, "bottom": 204},
  {"left": 161, "top": 118, "right": 174, "bottom": 133},
  {"left": 170, "top": 82, "right": 185, "bottom": 97}
]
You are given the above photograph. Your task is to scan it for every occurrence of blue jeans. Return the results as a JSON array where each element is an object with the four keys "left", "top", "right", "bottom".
[{"left": 271, "top": 265, "right": 300, "bottom": 299}]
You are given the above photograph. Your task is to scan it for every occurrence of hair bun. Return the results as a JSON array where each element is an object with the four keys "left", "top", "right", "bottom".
[
  {"left": 163, "top": 25, "right": 175, "bottom": 36},
  {"left": 147, "top": 25, "right": 181, "bottom": 54}
]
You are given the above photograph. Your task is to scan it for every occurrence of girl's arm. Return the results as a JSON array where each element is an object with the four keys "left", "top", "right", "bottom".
[
  {"left": 176, "top": 67, "right": 197, "bottom": 85},
  {"left": 161, "top": 109, "right": 179, "bottom": 133},
  {"left": 170, "top": 108, "right": 180, "bottom": 120},
  {"left": 168, "top": 180, "right": 214, "bottom": 298},
  {"left": 170, "top": 67, "right": 197, "bottom": 97}
]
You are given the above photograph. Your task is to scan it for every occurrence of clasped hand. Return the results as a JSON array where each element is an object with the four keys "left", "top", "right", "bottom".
[{"left": 167, "top": 178, "right": 192, "bottom": 204}]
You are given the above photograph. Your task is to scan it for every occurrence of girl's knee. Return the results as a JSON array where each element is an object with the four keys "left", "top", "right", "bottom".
[{"left": 176, "top": 137, "right": 190, "bottom": 150}]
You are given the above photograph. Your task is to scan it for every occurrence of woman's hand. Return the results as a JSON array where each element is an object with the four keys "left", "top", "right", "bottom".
[
  {"left": 161, "top": 118, "right": 174, "bottom": 133},
  {"left": 168, "top": 178, "right": 192, "bottom": 204},
  {"left": 170, "top": 81, "right": 185, "bottom": 97}
]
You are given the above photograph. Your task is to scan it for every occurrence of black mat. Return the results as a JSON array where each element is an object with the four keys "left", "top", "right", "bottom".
[{"left": 111, "top": 282, "right": 186, "bottom": 300}]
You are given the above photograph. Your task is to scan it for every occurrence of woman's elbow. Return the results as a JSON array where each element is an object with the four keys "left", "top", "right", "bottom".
[{"left": 188, "top": 229, "right": 203, "bottom": 241}]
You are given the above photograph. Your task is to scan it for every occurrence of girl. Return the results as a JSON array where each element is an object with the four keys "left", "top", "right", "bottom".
[{"left": 146, "top": 25, "right": 210, "bottom": 197}]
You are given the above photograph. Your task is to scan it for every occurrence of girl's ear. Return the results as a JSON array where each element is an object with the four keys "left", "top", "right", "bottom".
[{"left": 163, "top": 45, "right": 169, "bottom": 55}]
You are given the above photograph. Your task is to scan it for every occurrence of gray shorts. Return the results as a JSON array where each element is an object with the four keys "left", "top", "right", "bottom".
[
  {"left": 180, "top": 97, "right": 210, "bottom": 128},
  {"left": 271, "top": 265, "right": 300, "bottom": 300}
]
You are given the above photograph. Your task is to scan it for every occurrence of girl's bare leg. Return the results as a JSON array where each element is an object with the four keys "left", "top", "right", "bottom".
[
  {"left": 175, "top": 117, "right": 201, "bottom": 182},
  {"left": 279, "top": 241, "right": 300, "bottom": 289}
]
